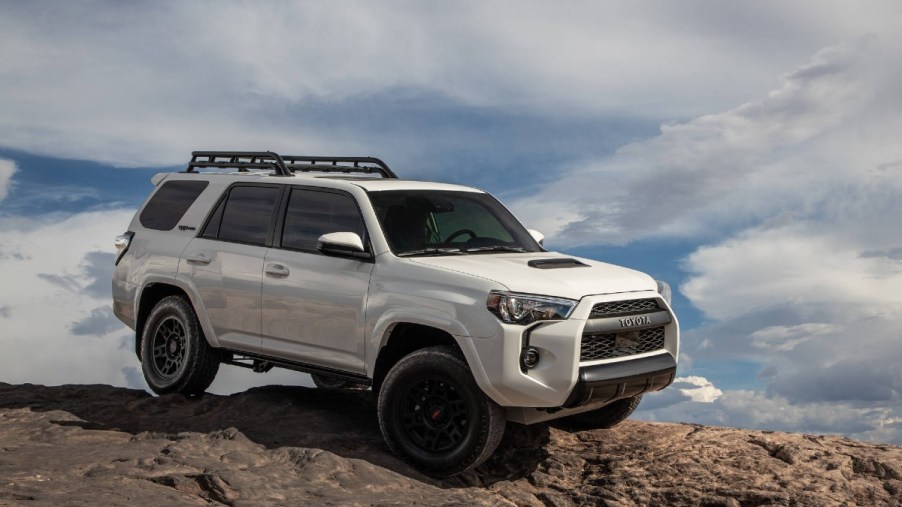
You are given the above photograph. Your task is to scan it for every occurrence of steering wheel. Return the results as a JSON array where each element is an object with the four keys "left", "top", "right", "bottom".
[{"left": 444, "top": 228, "right": 477, "bottom": 243}]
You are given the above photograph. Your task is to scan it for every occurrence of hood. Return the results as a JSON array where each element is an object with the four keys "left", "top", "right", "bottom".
[{"left": 408, "top": 252, "right": 656, "bottom": 301}]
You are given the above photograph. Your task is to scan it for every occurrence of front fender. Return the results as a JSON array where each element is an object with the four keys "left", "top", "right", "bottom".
[
  {"left": 365, "top": 308, "right": 469, "bottom": 374},
  {"left": 364, "top": 308, "right": 513, "bottom": 407},
  {"left": 364, "top": 256, "right": 507, "bottom": 376}
]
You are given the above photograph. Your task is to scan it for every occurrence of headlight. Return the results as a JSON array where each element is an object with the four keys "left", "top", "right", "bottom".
[
  {"left": 656, "top": 280, "right": 672, "bottom": 306},
  {"left": 486, "top": 291, "right": 576, "bottom": 325}
]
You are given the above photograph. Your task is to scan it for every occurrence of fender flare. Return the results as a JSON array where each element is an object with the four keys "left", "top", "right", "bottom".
[
  {"left": 135, "top": 275, "right": 220, "bottom": 349},
  {"left": 365, "top": 310, "right": 509, "bottom": 405}
]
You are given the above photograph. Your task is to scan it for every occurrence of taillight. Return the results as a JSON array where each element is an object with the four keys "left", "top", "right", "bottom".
[{"left": 115, "top": 231, "right": 134, "bottom": 265}]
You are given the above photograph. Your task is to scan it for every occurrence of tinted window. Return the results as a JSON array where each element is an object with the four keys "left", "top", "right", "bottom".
[
  {"left": 282, "top": 189, "right": 366, "bottom": 252},
  {"left": 216, "top": 186, "right": 281, "bottom": 245},
  {"left": 139, "top": 180, "right": 208, "bottom": 231},
  {"left": 200, "top": 197, "right": 226, "bottom": 239}
]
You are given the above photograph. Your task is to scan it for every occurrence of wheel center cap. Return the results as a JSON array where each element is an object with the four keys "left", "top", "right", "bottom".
[
  {"left": 431, "top": 408, "right": 443, "bottom": 422},
  {"left": 168, "top": 339, "right": 178, "bottom": 355}
]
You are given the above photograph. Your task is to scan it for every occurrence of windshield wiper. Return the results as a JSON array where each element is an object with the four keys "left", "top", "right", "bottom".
[
  {"left": 397, "top": 247, "right": 466, "bottom": 257},
  {"left": 463, "top": 245, "right": 527, "bottom": 254}
]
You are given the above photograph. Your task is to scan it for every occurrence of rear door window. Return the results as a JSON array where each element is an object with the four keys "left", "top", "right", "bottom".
[
  {"left": 139, "top": 180, "right": 209, "bottom": 231},
  {"left": 202, "top": 185, "right": 281, "bottom": 246},
  {"left": 281, "top": 189, "right": 367, "bottom": 252}
]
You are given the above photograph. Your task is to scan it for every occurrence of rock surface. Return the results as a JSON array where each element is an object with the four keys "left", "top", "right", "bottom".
[{"left": 0, "top": 382, "right": 899, "bottom": 506}]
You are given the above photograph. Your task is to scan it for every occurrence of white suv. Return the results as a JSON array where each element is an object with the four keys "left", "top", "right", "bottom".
[{"left": 112, "top": 151, "right": 679, "bottom": 476}]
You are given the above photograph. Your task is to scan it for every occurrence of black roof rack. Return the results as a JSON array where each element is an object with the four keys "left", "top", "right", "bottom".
[
  {"left": 187, "top": 151, "right": 290, "bottom": 176},
  {"left": 282, "top": 155, "right": 397, "bottom": 178},
  {"left": 186, "top": 151, "right": 397, "bottom": 178}
]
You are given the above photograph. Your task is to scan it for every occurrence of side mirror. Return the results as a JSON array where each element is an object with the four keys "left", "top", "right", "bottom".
[
  {"left": 317, "top": 232, "right": 371, "bottom": 260},
  {"left": 527, "top": 229, "right": 545, "bottom": 247}
]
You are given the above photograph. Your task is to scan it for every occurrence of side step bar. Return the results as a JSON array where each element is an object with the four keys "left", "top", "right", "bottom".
[{"left": 221, "top": 350, "right": 372, "bottom": 386}]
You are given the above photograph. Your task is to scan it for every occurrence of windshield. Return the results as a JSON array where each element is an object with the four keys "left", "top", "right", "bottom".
[{"left": 367, "top": 190, "right": 542, "bottom": 256}]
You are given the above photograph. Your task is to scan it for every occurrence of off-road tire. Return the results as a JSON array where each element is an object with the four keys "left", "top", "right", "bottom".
[
  {"left": 140, "top": 295, "right": 220, "bottom": 395},
  {"left": 311, "top": 373, "right": 368, "bottom": 391},
  {"left": 377, "top": 346, "right": 505, "bottom": 477},
  {"left": 561, "top": 395, "right": 642, "bottom": 430}
]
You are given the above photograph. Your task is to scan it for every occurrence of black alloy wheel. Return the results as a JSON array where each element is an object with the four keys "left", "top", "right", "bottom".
[
  {"left": 150, "top": 316, "right": 187, "bottom": 379},
  {"left": 377, "top": 346, "right": 506, "bottom": 477},
  {"left": 140, "top": 295, "right": 220, "bottom": 396},
  {"left": 399, "top": 377, "right": 469, "bottom": 453}
]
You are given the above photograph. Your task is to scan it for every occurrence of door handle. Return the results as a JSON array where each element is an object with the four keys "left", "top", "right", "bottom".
[
  {"left": 265, "top": 263, "right": 290, "bottom": 277},
  {"left": 185, "top": 253, "right": 211, "bottom": 265}
]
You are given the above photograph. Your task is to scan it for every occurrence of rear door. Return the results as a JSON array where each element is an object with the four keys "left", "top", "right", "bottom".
[
  {"left": 180, "top": 184, "right": 283, "bottom": 352},
  {"left": 261, "top": 187, "right": 374, "bottom": 373}
]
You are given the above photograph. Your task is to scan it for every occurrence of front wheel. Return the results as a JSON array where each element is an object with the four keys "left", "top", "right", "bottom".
[
  {"left": 140, "top": 295, "right": 220, "bottom": 395},
  {"left": 377, "top": 346, "right": 506, "bottom": 477}
]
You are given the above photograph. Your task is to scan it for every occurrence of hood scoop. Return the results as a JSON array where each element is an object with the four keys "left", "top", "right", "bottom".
[{"left": 527, "top": 258, "right": 589, "bottom": 269}]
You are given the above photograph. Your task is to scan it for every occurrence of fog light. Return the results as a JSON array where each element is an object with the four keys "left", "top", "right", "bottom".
[{"left": 521, "top": 347, "right": 540, "bottom": 369}]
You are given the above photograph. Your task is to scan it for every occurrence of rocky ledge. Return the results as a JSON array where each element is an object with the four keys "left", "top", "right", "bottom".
[{"left": 0, "top": 382, "right": 899, "bottom": 506}]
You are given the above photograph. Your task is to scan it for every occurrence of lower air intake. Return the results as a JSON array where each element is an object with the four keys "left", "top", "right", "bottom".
[{"left": 580, "top": 327, "right": 665, "bottom": 361}]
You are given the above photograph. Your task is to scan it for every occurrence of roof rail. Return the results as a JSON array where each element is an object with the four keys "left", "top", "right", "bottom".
[{"left": 185, "top": 151, "right": 397, "bottom": 178}]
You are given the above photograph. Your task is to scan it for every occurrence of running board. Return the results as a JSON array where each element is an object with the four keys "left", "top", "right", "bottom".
[{"left": 221, "top": 350, "right": 372, "bottom": 385}]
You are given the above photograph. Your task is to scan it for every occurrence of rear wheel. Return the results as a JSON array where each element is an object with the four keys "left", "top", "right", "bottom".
[
  {"left": 377, "top": 346, "right": 505, "bottom": 477},
  {"left": 561, "top": 395, "right": 642, "bottom": 430},
  {"left": 140, "top": 295, "right": 220, "bottom": 395}
]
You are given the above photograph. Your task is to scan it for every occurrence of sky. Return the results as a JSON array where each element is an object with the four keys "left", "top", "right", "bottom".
[{"left": 0, "top": 1, "right": 900, "bottom": 443}]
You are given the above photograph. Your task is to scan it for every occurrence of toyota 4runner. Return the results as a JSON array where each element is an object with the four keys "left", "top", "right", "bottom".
[{"left": 112, "top": 151, "right": 679, "bottom": 476}]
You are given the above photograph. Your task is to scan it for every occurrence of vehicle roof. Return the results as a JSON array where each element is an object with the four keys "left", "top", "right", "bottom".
[
  {"left": 155, "top": 171, "right": 483, "bottom": 193},
  {"left": 349, "top": 178, "right": 481, "bottom": 193}
]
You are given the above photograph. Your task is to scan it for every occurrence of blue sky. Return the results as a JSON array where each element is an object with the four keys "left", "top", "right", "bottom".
[{"left": 1, "top": 1, "right": 900, "bottom": 443}]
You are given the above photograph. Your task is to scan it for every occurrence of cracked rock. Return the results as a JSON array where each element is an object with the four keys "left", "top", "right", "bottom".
[{"left": 1, "top": 382, "right": 900, "bottom": 506}]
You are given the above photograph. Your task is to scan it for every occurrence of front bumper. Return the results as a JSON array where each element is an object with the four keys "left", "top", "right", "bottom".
[
  {"left": 458, "top": 290, "right": 679, "bottom": 411},
  {"left": 562, "top": 352, "right": 676, "bottom": 407}
]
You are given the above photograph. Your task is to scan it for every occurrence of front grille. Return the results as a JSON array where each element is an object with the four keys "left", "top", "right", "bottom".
[
  {"left": 590, "top": 298, "right": 659, "bottom": 318},
  {"left": 580, "top": 326, "right": 665, "bottom": 361}
]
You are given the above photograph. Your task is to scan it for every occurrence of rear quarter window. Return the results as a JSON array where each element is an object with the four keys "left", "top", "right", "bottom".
[
  {"left": 139, "top": 180, "right": 209, "bottom": 231},
  {"left": 202, "top": 185, "right": 282, "bottom": 246}
]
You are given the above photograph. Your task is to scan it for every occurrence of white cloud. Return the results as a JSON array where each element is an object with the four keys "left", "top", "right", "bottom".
[
  {"left": 0, "top": 159, "right": 15, "bottom": 202},
  {"left": 638, "top": 375, "right": 723, "bottom": 411},
  {"left": 513, "top": 36, "right": 902, "bottom": 245},
  {"left": 0, "top": 210, "right": 138, "bottom": 386},
  {"left": 682, "top": 223, "right": 902, "bottom": 323},
  {"left": 680, "top": 222, "right": 902, "bottom": 407},
  {"left": 674, "top": 376, "right": 723, "bottom": 403},
  {"left": 749, "top": 323, "right": 838, "bottom": 352},
  {"left": 0, "top": 2, "right": 899, "bottom": 166}
]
